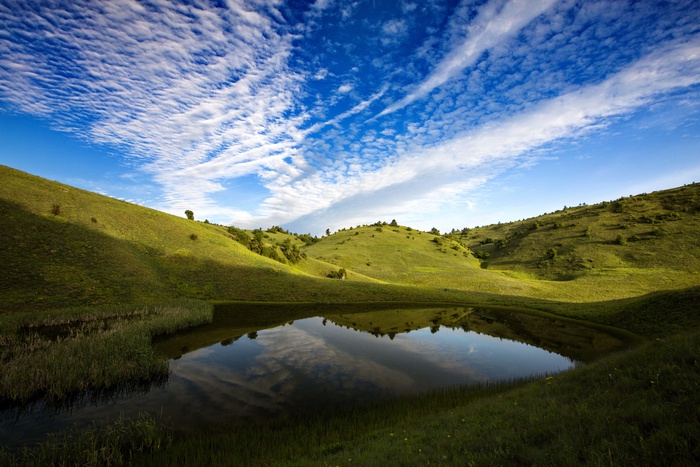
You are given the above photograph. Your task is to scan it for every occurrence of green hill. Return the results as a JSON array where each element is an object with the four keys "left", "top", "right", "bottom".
[
  {"left": 2, "top": 164, "right": 700, "bottom": 466},
  {"left": 305, "top": 185, "right": 700, "bottom": 302},
  {"left": 3, "top": 164, "right": 700, "bottom": 311},
  {"left": 0, "top": 165, "right": 490, "bottom": 312}
]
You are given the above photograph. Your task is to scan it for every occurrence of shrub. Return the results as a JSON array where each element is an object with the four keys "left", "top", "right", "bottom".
[
  {"left": 189, "top": 233, "right": 198, "bottom": 241},
  {"left": 228, "top": 226, "right": 251, "bottom": 245},
  {"left": 51, "top": 204, "right": 61, "bottom": 216},
  {"left": 614, "top": 234, "right": 628, "bottom": 245},
  {"left": 546, "top": 247, "right": 558, "bottom": 259},
  {"left": 327, "top": 268, "right": 347, "bottom": 279}
]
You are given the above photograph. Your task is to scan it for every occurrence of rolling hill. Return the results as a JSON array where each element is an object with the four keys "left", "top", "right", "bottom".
[
  {"left": 2, "top": 164, "right": 700, "bottom": 313},
  {"left": 2, "top": 164, "right": 700, "bottom": 466}
]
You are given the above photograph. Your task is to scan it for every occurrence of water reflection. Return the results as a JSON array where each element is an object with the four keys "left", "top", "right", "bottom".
[{"left": 1, "top": 305, "right": 628, "bottom": 447}]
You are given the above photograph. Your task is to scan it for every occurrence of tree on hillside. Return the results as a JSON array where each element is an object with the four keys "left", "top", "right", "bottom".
[
  {"left": 185, "top": 210, "right": 194, "bottom": 220},
  {"left": 430, "top": 227, "right": 440, "bottom": 235},
  {"left": 326, "top": 228, "right": 331, "bottom": 236},
  {"left": 390, "top": 219, "right": 398, "bottom": 227}
]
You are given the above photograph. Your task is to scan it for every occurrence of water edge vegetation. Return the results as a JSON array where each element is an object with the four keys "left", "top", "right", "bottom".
[{"left": 1, "top": 165, "right": 699, "bottom": 465}]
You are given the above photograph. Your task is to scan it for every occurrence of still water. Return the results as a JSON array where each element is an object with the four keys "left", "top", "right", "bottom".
[{"left": 1, "top": 306, "right": 624, "bottom": 446}]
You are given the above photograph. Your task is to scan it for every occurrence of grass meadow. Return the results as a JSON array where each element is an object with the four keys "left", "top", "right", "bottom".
[{"left": 1, "top": 165, "right": 700, "bottom": 465}]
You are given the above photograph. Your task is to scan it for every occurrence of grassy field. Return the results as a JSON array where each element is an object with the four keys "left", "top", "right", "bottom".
[{"left": 1, "top": 165, "right": 700, "bottom": 465}]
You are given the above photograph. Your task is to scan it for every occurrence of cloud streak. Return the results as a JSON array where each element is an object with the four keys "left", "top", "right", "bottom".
[
  {"left": 1, "top": 0, "right": 699, "bottom": 233},
  {"left": 0, "top": 0, "right": 303, "bottom": 216},
  {"left": 278, "top": 38, "right": 700, "bottom": 232},
  {"left": 378, "top": 0, "right": 558, "bottom": 117}
]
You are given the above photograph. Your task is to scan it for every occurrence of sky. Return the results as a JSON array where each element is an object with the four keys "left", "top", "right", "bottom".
[{"left": 1, "top": 0, "right": 699, "bottom": 236}]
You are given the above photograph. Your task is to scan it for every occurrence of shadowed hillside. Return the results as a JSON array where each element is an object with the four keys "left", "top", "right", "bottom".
[
  {"left": 3, "top": 165, "right": 700, "bottom": 310},
  {"left": 0, "top": 166, "right": 490, "bottom": 311}
]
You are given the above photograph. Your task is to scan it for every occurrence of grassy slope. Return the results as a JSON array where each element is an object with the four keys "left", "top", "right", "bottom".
[
  {"left": 304, "top": 184, "right": 700, "bottom": 302},
  {"left": 2, "top": 165, "right": 700, "bottom": 465},
  {"left": 0, "top": 166, "right": 485, "bottom": 311},
  {"left": 4, "top": 164, "right": 699, "bottom": 311}
]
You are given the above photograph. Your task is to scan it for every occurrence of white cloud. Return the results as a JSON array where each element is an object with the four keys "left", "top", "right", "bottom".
[
  {"left": 378, "top": 0, "right": 558, "bottom": 117},
  {"left": 1, "top": 0, "right": 699, "bottom": 235},
  {"left": 381, "top": 19, "right": 408, "bottom": 45},
  {"left": 269, "top": 39, "right": 700, "bottom": 233},
  {"left": 313, "top": 68, "right": 329, "bottom": 80},
  {"left": 0, "top": 0, "right": 304, "bottom": 220}
]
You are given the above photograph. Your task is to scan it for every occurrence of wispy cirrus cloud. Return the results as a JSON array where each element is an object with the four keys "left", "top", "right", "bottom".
[
  {"left": 0, "top": 0, "right": 303, "bottom": 217},
  {"left": 281, "top": 38, "right": 700, "bottom": 233},
  {"left": 1, "top": 0, "right": 699, "bottom": 235},
  {"left": 378, "top": 0, "right": 558, "bottom": 117}
]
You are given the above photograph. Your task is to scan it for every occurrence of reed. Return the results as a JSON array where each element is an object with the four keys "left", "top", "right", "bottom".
[
  {"left": 0, "top": 300, "right": 212, "bottom": 405},
  {"left": 0, "top": 412, "right": 172, "bottom": 467}
]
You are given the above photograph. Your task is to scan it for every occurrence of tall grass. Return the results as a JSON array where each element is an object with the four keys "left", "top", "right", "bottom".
[
  {"left": 0, "top": 300, "right": 212, "bottom": 405},
  {"left": 0, "top": 412, "right": 172, "bottom": 467}
]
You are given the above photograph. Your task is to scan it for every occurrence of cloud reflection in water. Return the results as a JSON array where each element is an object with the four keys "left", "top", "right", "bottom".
[{"left": 168, "top": 317, "right": 573, "bottom": 420}]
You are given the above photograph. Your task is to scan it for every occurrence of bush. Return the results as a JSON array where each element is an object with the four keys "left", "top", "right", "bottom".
[
  {"left": 327, "top": 268, "right": 347, "bottom": 279},
  {"left": 51, "top": 204, "right": 61, "bottom": 216},
  {"left": 189, "top": 234, "right": 198, "bottom": 241},
  {"left": 546, "top": 247, "right": 558, "bottom": 259},
  {"left": 614, "top": 234, "right": 628, "bottom": 245}
]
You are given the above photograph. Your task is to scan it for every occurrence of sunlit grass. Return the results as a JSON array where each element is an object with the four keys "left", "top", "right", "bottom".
[{"left": 2, "top": 166, "right": 700, "bottom": 464}]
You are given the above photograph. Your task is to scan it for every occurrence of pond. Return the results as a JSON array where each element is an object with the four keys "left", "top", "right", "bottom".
[{"left": 0, "top": 304, "right": 629, "bottom": 446}]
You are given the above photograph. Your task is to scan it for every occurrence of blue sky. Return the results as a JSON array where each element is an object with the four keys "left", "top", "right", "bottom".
[{"left": 1, "top": 0, "right": 699, "bottom": 235}]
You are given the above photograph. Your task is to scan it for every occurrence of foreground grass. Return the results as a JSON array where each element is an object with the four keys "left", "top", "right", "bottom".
[
  {"left": 0, "top": 300, "right": 212, "bottom": 405},
  {"left": 291, "top": 330, "right": 700, "bottom": 467},
  {"left": 0, "top": 412, "right": 172, "bottom": 467},
  {"left": 123, "top": 329, "right": 698, "bottom": 466},
  {"left": 2, "top": 291, "right": 698, "bottom": 466}
]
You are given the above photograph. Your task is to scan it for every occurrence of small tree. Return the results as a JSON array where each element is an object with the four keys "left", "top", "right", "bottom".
[
  {"left": 430, "top": 227, "right": 440, "bottom": 235},
  {"left": 185, "top": 210, "right": 194, "bottom": 220},
  {"left": 390, "top": 219, "right": 398, "bottom": 227}
]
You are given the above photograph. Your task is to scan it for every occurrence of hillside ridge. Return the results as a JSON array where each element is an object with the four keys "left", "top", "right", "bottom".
[{"left": 2, "top": 165, "right": 700, "bottom": 309}]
